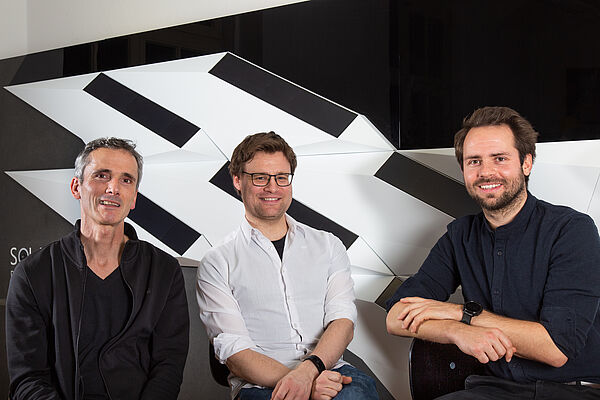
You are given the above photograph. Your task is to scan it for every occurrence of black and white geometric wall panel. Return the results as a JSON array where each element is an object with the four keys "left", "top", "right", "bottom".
[{"left": 5, "top": 52, "right": 600, "bottom": 399}]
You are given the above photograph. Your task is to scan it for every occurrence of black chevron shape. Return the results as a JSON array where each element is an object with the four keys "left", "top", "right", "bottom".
[
  {"left": 128, "top": 192, "right": 201, "bottom": 255},
  {"left": 84, "top": 73, "right": 199, "bottom": 147},
  {"left": 209, "top": 53, "right": 357, "bottom": 138},
  {"left": 375, "top": 152, "right": 479, "bottom": 218}
]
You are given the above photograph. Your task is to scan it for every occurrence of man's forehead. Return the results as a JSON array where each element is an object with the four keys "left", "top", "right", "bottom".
[
  {"left": 86, "top": 148, "right": 138, "bottom": 174},
  {"left": 247, "top": 151, "right": 289, "bottom": 165},
  {"left": 464, "top": 125, "right": 517, "bottom": 155}
]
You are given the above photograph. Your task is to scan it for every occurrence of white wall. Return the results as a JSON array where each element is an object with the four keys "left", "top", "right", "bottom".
[
  {"left": 0, "top": 0, "right": 307, "bottom": 60},
  {"left": 0, "top": 0, "right": 27, "bottom": 59}
]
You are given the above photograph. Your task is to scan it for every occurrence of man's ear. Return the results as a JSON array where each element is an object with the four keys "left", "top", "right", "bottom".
[
  {"left": 70, "top": 177, "right": 82, "bottom": 200},
  {"left": 130, "top": 191, "right": 138, "bottom": 210},
  {"left": 522, "top": 153, "right": 533, "bottom": 177},
  {"left": 232, "top": 175, "right": 244, "bottom": 199},
  {"left": 233, "top": 175, "right": 242, "bottom": 192}
]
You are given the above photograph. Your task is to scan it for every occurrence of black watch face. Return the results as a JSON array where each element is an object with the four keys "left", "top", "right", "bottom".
[{"left": 465, "top": 301, "right": 482, "bottom": 315}]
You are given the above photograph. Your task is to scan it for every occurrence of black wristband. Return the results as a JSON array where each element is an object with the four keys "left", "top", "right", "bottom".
[{"left": 304, "top": 355, "right": 326, "bottom": 375}]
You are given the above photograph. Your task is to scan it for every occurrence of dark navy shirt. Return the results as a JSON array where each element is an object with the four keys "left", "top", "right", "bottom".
[{"left": 387, "top": 193, "right": 600, "bottom": 383}]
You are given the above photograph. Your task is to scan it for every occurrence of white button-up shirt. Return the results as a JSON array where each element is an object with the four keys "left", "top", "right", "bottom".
[{"left": 197, "top": 215, "right": 357, "bottom": 397}]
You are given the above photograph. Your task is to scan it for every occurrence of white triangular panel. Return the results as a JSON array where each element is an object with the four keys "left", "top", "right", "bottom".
[
  {"left": 536, "top": 140, "right": 600, "bottom": 168},
  {"left": 6, "top": 73, "right": 98, "bottom": 91},
  {"left": 181, "top": 129, "right": 227, "bottom": 160},
  {"left": 529, "top": 163, "right": 600, "bottom": 213},
  {"left": 400, "top": 148, "right": 464, "bottom": 182},
  {"left": 294, "top": 138, "right": 392, "bottom": 156},
  {"left": 361, "top": 234, "right": 437, "bottom": 277},
  {"left": 181, "top": 235, "right": 213, "bottom": 261},
  {"left": 338, "top": 114, "right": 395, "bottom": 151},
  {"left": 6, "top": 169, "right": 80, "bottom": 224},
  {"left": 144, "top": 149, "right": 224, "bottom": 165},
  {"left": 352, "top": 274, "right": 395, "bottom": 302},
  {"left": 347, "top": 237, "right": 393, "bottom": 275},
  {"left": 112, "top": 52, "right": 226, "bottom": 74},
  {"left": 296, "top": 151, "right": 392, "bottom": 176}
]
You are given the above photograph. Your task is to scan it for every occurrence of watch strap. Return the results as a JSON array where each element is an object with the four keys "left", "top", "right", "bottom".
[
  {"left": 304, "top": 355, "right": 326, "bottom": 375},
  {"left": 460, "top": 312, "right": 473, "bottom": 325}
]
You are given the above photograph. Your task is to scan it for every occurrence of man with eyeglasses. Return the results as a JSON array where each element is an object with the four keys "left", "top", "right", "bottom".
[{"left": 197, "top": 132, "right": 378, "bottom": 400}]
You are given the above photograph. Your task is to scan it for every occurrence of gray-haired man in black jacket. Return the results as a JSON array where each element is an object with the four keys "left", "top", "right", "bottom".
[{"left": 6, "top": 137, "right": 189, "bottom": 400}]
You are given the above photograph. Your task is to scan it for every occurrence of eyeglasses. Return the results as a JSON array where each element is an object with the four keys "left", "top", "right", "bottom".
[{"left": 242, "top": 171, "right": 293, "bottom": 187}]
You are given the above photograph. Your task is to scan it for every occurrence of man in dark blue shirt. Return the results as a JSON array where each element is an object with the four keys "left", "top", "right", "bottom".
[{"left": 386, "top": 107, "right": 600, "bottom": 399}]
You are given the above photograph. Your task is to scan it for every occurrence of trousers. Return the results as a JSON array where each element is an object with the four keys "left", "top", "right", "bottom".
[{"left": 435, "top": 375, "right": 600, "bottom": 400}]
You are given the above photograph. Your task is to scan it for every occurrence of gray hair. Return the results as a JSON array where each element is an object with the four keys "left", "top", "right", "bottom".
[{"left": 74, "top": 137, "right": 143, "bottom": 189}]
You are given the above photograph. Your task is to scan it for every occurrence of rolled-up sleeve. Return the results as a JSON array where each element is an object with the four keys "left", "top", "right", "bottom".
[
  {"left": 539, "top": 214, "right": 600, "bottom": 360},
  {"left": 196, "top": 251, "right": 256, "bottom": 363},
  {"left": 323, "top": 235, "right": 357, "bottom": 327}
]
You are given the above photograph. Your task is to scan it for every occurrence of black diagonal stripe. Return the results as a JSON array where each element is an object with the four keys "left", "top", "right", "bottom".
[
  {"left": 209, "top": 53, "right": 357, "bottom": 138},
  {"left": 84, "top": 73, "right": 199, "bottom": 147},
  {"left": 128, "top": 193, "right": 201, "bottom": 255},
  {"left": 287, "top": 200, "right": 357, "bottom": 249},
  {"left": 209, "top": 162, "right": 358, "bottom": 248},
  {"left": 375, "top": 152, "right": 479, "bottom": 218}
]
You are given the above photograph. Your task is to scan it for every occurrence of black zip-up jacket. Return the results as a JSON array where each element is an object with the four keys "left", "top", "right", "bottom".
[{"left": 6, "top": 221, "right": 190, "bottom": 400}]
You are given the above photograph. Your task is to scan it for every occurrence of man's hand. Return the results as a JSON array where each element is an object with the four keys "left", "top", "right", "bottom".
[
  {"left": 391, "top": 297, "right": 520, "bottom": 365},
  {"left": 451, "top": 323, "right": 516, "bottom": 363},
  {"left": 311, "top": 371, "right": 352, "bottom": 400},
  {"left": 271, "top": 361, "right": 318, "bottom": 400},
  {"left": 397, "top": 297, "right": 462, "bottom": 333}
]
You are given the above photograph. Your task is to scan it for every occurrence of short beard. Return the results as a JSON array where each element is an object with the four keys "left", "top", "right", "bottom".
[{"left": 469, "top": 174, "right": 527, "bottom": 213}]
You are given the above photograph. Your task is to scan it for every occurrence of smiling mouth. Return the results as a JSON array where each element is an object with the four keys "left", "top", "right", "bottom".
[
  {"left": 261, "top": 197, "right": 279, "bottom": 201},
  {"left": 479, "top": 183, "right": 502, "bottom": 190},
  {"left": 99, "top": 200, "right": 120, "bottom": 207}
]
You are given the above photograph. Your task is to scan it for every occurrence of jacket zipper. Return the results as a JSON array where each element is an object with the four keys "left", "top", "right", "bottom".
[{"left": 75, "top": 266, "right": 88, "bottom": 400}]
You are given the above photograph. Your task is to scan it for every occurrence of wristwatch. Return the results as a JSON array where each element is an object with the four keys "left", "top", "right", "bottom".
[
  {"left": 304, "top": 354, "right": 326, "bottom": 375},
  {"left": 461, "top": 301, "right": 483, "bottom": 325}
]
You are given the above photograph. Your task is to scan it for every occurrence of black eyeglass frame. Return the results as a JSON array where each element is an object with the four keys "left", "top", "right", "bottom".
[{"left": 242, "top": 171, "right": 294, "bottom": 187}]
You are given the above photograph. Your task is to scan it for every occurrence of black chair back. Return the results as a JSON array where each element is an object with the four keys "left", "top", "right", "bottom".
[{"left": 409, "top": 338, "right": 485, "bottom": 400}]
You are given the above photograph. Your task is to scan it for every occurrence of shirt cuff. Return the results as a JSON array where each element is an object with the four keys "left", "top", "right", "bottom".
[
  {"left": 213, "top": 332, "right": 256, "bottom": 364},
  {"left": 324, "top": 309, "right": 357, "bottom": 327}
]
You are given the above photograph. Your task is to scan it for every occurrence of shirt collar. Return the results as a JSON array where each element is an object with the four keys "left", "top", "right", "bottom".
[
  {"left": 239, "top": 214, "right": 305, "bottom": 243},
  {"left": 483, "top": 191, "right": 537, "bottom": 235}
]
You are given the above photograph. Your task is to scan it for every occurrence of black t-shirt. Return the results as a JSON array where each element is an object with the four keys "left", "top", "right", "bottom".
[
  {"left": 272, "top": 235, "right": 286, "bottom": 260},
  {"left": 78, "top": 266, "right": 131, "bottom": 399}
]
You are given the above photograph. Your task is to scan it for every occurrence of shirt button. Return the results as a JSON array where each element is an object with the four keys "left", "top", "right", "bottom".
[{"left": 497, "top": 250, "right": 503, "bottom": 256}]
